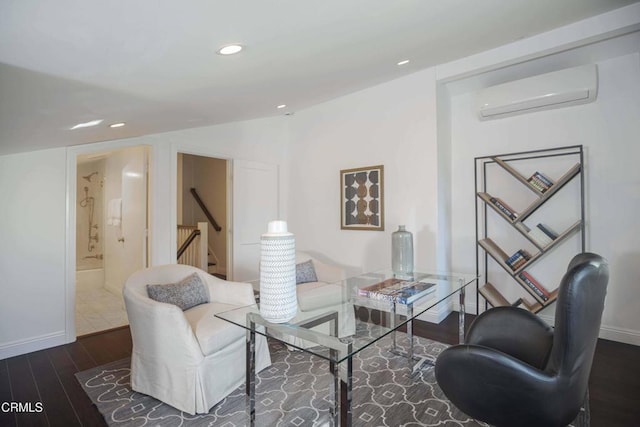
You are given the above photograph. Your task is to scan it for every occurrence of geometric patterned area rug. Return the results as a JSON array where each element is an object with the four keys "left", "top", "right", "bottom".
[{"left": 77, "top": 328, "right": 588, "bottom": 427}]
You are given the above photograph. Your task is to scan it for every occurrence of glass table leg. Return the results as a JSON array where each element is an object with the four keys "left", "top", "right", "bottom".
[
  {"left": 407, "top": 304, "right": 414, "bottom": 368},
  {"left": 459, "top": 281, "right": 466, "bottom": 344},
  {"left": 246, "top": 320, "right": 256, "bottom": 426},
  {"left": 330, "top": 350, "right": 339, "bottom": 425},
  {"left": 344, "top": 356, "right": 353, "bottom": 426}
]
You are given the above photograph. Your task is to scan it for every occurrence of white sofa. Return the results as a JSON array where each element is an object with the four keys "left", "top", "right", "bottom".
[
  {"left": 123, "top": 264, "right": 271, "bottom": 415},
  {"left": 268, "top": 252, "right": 356, "bottom": 349}
]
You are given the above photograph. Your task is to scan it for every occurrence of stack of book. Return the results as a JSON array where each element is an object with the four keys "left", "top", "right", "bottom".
[
  {"left": 527, "top": 223, "right": 559, "bottom": 247},
  {"left": 518, "top": 271, "right": 550, "bottom": 301},
  {"left": 505, "top": 249, "right": 532, "bottom": 271},
  {"left": 527, "top": 171, "right": 554, "bottom": 193},
  {"left": 489, "top": 197, "right": 518, "bottom": 220},
  {"left": 358, "top": 278, "right": 436, "bottom": 304}
]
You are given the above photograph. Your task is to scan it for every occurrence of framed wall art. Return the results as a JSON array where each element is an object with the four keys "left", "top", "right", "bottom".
[{"left": 340, "top": 165, "right": 384, "bottom": 231}]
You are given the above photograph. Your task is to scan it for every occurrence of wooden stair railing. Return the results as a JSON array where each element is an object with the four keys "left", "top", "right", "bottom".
[
  {"left": 177, "top": 229, "right": 200, "bottom": 259},
  {"left": 190, "top": 188, "right": 222, "bottom": 232},
  {"left": 177, "top": 223, "right": 209, "bottom": 270}
]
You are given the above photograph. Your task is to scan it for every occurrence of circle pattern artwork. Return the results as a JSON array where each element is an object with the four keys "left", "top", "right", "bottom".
[{"left": 343, "top": 167, "right": 382, "bottom": 228}]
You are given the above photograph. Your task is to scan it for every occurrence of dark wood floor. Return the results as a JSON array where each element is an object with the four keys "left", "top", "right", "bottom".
[{"left": 1, "top": 315, "right": 638, "bottom": 426}]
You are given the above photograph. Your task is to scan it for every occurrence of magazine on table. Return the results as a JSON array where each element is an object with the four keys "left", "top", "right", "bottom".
[{"left": 358, "top": 278, "right": 436, "bottom": 304}]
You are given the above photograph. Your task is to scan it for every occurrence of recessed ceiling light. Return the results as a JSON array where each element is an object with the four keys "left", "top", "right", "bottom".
[
  {"left": 109, "top": 122, "right": 126, "bottom": 128},
  {"left": 277, "top": 104, "right": 287, "bottom": 109},
  {"left": 217, "top": 44, "right": 243, "bottom": 55},
  {"left": 70, "top": 119, "right": 103, "bottom": 130},
  {"left": 397, "top": 59, "right": 410, "bottom": 66}
]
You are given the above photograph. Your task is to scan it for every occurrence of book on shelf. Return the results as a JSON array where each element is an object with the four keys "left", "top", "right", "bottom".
[
  {"left": 527, "top": 171, "right": 554, "bottom": 193},
  {"left": 527, "top": 227, "right": 553, "bottom": 247},
  {"left": 358, "top": 278, "right": 436, "bottom": 304},
  {"left": 518, "top": 271, "right": 550, "bottom": 301},
  {"left": 489, "top": 197, "right": 518, "bottom": 220},
  {"left": 527, "top": 177, "right": 547, "bottom": 193},
  {"left": 511, "top": 256, "right": 528, "bottom": 270},
  {"left": 533, "top": 171, "right": 554, "bottom": 187},
  {"left": 536, "top": 223, "right": 558, "bottom": 240},
  {"left": 505, "top": 249, "right": 532, "bottom": 270}
]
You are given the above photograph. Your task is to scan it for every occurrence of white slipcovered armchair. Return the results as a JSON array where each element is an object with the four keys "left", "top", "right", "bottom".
[
  {"left": 123, "top": 264, "right": 271, "bottom": 415},
  {"left": 268, "top": 251, "right": 356, "bottom": 349}
]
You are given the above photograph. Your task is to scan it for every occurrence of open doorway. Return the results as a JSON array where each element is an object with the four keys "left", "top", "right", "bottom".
[
  {"left": 75, "top": 145, "right": 149, "bottom": 336},
  {"left": 177, "top": 153, "right": 229, "bottom": 278}
]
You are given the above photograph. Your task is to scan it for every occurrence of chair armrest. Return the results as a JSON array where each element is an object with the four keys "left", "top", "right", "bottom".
[
  {"left": 435, "top": 344, "right": 561, "bottom": 426},
  {"left": 123, "top": 288, "right": 204, "bottom": 363},
  {"left": 296, "top": 282, "right": 344, "bottom": 311},
  {"left": 466, "top": 306, "right": 553, "bottom": 369},
  {"left": 205, "top": 276, "right": 256, "bottom": 306},
  {"left": 313, "top": 260, "right": 346, "bottom": 284}
]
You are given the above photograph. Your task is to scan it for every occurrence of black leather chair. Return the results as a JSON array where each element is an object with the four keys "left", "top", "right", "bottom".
[{"left": 435, "top": 253, "right": 608, "bottom": 427}]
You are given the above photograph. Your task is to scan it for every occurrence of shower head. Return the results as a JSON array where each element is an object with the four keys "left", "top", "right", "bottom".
[{"left": 82, "top": 171, "right": 98, "bottom": 182}]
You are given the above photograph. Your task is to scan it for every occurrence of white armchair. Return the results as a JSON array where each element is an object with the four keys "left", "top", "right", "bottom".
[{"left": 123, "top": 264, "right": 271, "bottom": 415}]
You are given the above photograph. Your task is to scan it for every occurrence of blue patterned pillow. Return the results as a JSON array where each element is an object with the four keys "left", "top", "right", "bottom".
[
  {"left": 147, "top": 272, "right": 209, "bottom": 310},
  {"left": 296, "top": 260, "right": 318, "bottom": 284}
]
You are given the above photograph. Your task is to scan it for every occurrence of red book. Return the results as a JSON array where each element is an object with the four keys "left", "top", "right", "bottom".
[{"left": 520, "top": 271, "right": 550, "bottom": 297}]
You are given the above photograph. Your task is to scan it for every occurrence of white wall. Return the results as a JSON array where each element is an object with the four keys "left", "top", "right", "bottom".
[
  {"left": 449, "top": 52, "right": 640, "bottom": 344},
  {"left": 287, "top": 68, "right": 439, "bottom": 272},
  {"left": 0, "top": 148, "right": 68, "bottom": 356}
]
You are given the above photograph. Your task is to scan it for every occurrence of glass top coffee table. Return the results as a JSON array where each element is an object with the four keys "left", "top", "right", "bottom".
[{"left": 216, "top": 269, "right": 477, "bottom": 426}]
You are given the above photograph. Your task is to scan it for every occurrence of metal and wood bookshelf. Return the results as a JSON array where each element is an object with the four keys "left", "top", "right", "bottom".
[{"left": 475, "top": 145, "right": 585, "bottom": 314}]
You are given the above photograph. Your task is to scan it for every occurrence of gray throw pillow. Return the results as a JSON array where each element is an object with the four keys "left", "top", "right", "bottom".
[
  {"left": 146, "top": 272, "right": 209, "bottom": 310},
  {"left": 296, "top": 260, "right": 318, "bottom": 284}
]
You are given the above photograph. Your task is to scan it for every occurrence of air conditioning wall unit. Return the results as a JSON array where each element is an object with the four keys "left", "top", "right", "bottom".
[{"left": 477, "top": 64, "right": 598, "bottom": 120}]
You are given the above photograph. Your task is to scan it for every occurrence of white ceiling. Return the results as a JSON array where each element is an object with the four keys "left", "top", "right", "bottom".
[{"left": 1, "top": 0, "right": 638, "bottom": 156}]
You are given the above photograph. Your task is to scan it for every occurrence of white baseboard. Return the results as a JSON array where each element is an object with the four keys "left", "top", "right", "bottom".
[
  {"left": 0, "top": 330, "right": 69, "bottom": 360},
  {"left": 406, "top": 301, "right": 640, "bottom": 348},
  {"left": 597, "top": 325, "right": 640, "bottom": 346},
  {"left": 416, "top": 298, "right": 454, "bottom": 324},
  {"left": 535, "top": 314, "right": 640, "bottom": 347}
]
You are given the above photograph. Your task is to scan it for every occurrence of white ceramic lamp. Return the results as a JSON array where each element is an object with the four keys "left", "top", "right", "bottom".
[{"left": 259, "top": 220, "right": 297, "bottom": 323}]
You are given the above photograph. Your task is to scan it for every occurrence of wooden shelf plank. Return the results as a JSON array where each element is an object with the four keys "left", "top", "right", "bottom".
[
  {"left": 478, "top": 238, "right": 509, "bottom": 265},
  {"left": 519, "top": 163, "right": 581, "bottom": 221},
  {"left": 479, "top": 282, "right": 510, "bottom": 308},
  {"left": 520, "top": 297, "right": 543, "bottom": 313},
  {"left": 477, "top": 192, "right": 518, "bottom": 223},
  {"left": 478, "top": 238, "right": 540, "bottom": 276},
  {"left": 514, "top": 272, "right": 556, "bottom": 305},
  {"left": 541, "top": 220, "right": 582, "bottom": 253},
  {"left": 492, "top": 157, "right": 545, "bottom": 197},
  {"left": 481, "top": 192, "right": 581, "bottom": 255}
]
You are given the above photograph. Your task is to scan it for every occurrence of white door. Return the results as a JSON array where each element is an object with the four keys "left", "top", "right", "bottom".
[
  {"left": 231, "top": 160, "right": 278, "bottom": 281},
  {"left": 104, "top": 147, "right": 148, "bottom": 295},
  {"left": 121, "top": 151, "right": 148, "bottom": 271}
]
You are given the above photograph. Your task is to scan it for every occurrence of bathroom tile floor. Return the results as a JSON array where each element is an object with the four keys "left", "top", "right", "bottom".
[{"left": 75, "top": 287, "right": 129, "bottom": 336}]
